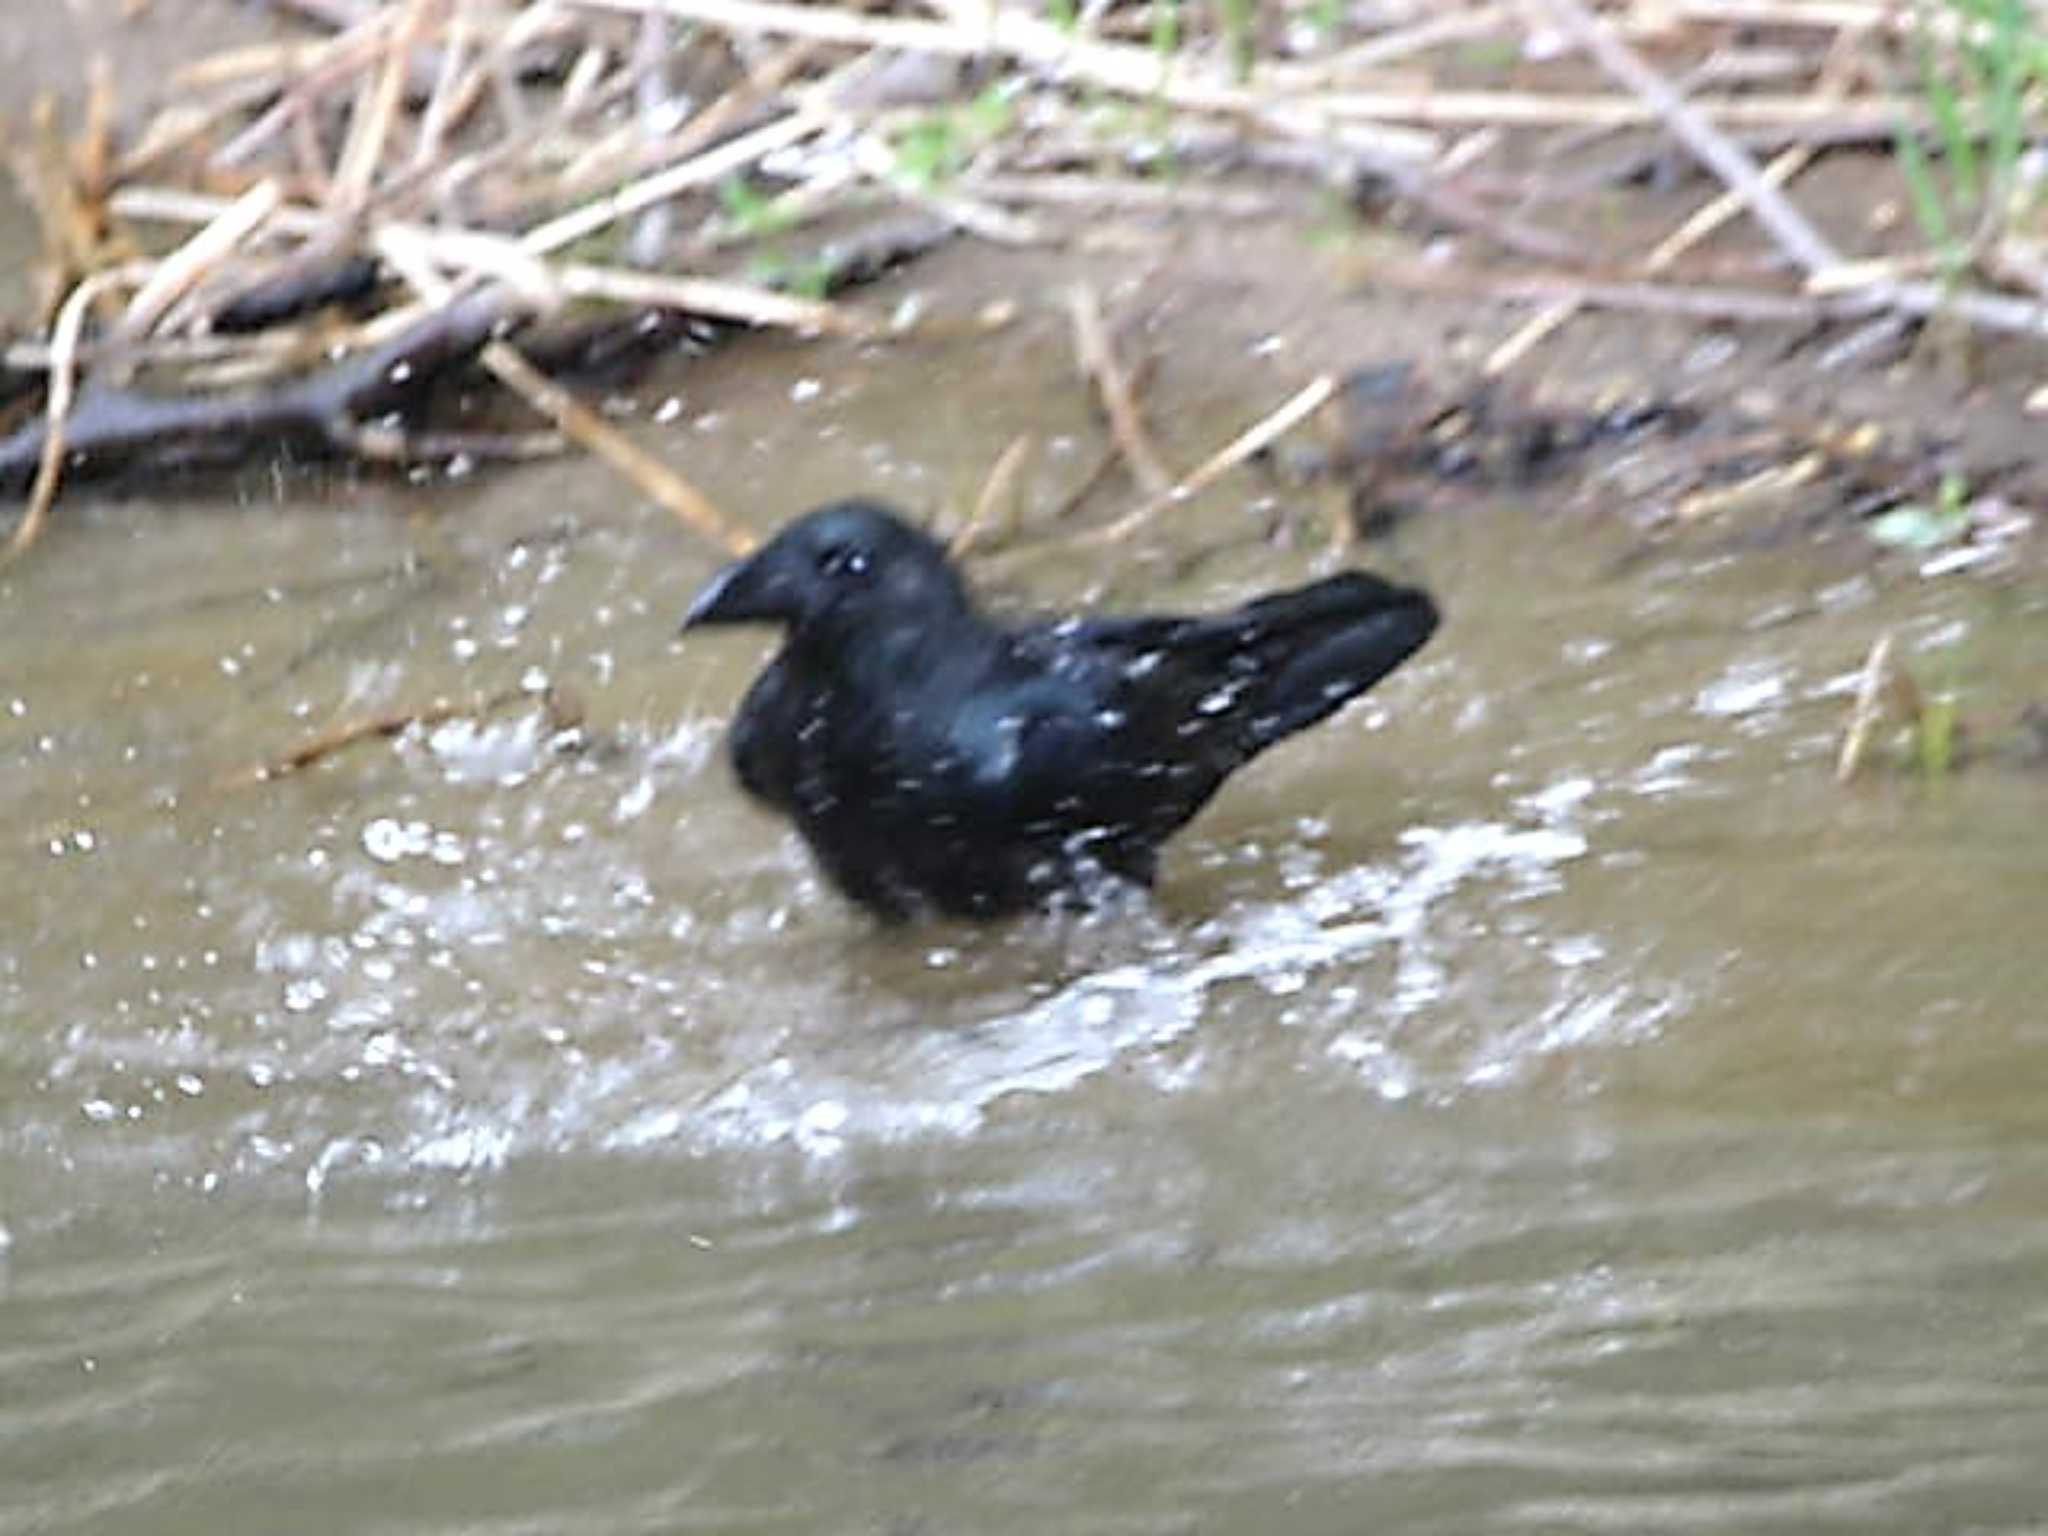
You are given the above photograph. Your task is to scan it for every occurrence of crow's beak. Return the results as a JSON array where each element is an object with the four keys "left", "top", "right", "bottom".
[{"left": 681, "top": 549, "right": 789, "bottom": 631}]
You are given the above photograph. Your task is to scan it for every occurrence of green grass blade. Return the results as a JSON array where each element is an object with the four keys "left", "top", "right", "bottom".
[
  {"left": 1897, "top": 120, "right": 1955, "bottom": 255},
  {"left": 1983, "top": 0, "right": 2028, "bottom": 218},
  {"left": 1151, "top": 0, "right": 1181, "bottom": 59},
  {"left": 1927, "top": 66, "right": 1979, "bottom": 212},
  {"left": 1218, "top": 0, "right": 1254, "bottom": 81}
]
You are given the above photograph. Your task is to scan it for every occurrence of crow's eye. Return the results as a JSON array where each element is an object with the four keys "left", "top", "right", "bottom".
[{"left": 816, "top": 544, "right": 869, "bottom": 578}]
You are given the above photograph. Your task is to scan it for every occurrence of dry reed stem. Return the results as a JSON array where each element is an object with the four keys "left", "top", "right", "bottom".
[
  {"left": 519, "top": 106, "right": 826, "bottom": 254},
  {"left": 559, "top": 39, "right": 614, "bottom": 124},
  {"left": 1071, "top": 374, "right": 1339, "bottom": 552},
  {"left": 3, "top": 272, "right": 131, "bottom": 566},
  {"left": 1806, "top": 252, "right": 1955, "bottom": 293},
  {"left": 1487, "top": 25, "right": 1865, "bottom": 374},
  {"left": 1549, "top": 0, "right": 2048, "bottom": 344},
  {"left": 333, "top": 0, "right": 433, "bottom": 206},
  {"left": 967, "top": 175, "right": 1281, "bottom": 218},
  {"left": 173, "top": 40, "right": 336, "bottom": 89},
  {"left": 1836, "top": 630, "right": 1895, "bottom": 784},
  {"left": 1269, "top": 5, "right": 1512, "bottom": 81},
  {"left": 374, "top": 222, "right": 563, "bottom": 306},
  {"left": 211, "top": 6, "right": 406, "bottom": 172},
  {"left": 413, "top": 0, "right": 478, "bottom": 169},
  {"left": 1674, "top": 0, "right": 1985, "bottom": 43},
  {"left": 1543, "top": 0, "right": 1843, "bottom": 274},
  {"left": 557, "top": 263, "right": 872, "bottom": 334},
  {"left": 1380, "top": 263, "right": 1866, "bottom": 323},
  {"left": 560, "top": 40, "right": 814, "bottom": 193},
  {"left": 379, "top": 219, "right": 874, "bottom": 334},
  {"left": 113, "top": 102, "right": 860, "bottom": 345},
  {"left": 116, "top": 179, "right": 282, "bottom": 342},
  {"left": 577, "top": 0, "right": 1438, "bottom": 159},
  {"left": 118, "top": 81, "right": 281, "bottom": 178},
  {"left": 689, "top": 162, "right": 865, "bottom": 254},
  {"left": 2, "top": 329, "right": 313, "bottom": 372},
  {"left": 76, "top": 55, "right": 118, "bottom": 207},
  {"left": 381, "top": 239, "right": 754, "bottom": 554},
  {"left": 469, "top": 341, "right": 758, "bottom": 555},
  {"left": 952, "top": 432, "right": 1032, "bottom": 558},
  {"left": 112, "top": 185, "right": 327, "bottom": 236},
  {"left": 1067, "top": 283, "right": 1171, "bottom": 499},
  {"left": 1676, "top": 451, "right": 1827, "bottom": 521},
  {"left": 228, "top": 684, "right": 582, "bottom": 786},
  {"left": 1310, "top": 90, "right": 1908, "bottom": 133}
]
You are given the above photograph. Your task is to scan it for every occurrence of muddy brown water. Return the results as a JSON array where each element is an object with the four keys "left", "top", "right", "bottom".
[
  {"left": 6, "top": 281, "right": 2046, "bottom": 1532},
  {"left": 6, "top": 18, "right": 2048, "bottom": 1533}
]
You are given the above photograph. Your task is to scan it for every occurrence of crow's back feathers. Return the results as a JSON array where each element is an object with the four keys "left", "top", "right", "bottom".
[{"left": 685, "top": 500, "right": 1439, "bottom": 919}]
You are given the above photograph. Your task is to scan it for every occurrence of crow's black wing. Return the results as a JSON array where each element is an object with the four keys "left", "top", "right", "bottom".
[
  {"left": 991, "top": 571, "right": 1441, "bottom": 839},
  {"left": 1032, "top": 572, "right": 1437, "bottom": 752},
  {"left": 1207, "top": 571, "right": 1440, "bottom": 754},
  {"left": 733, "top": 571, "right": 1437, "bottom": 912}
]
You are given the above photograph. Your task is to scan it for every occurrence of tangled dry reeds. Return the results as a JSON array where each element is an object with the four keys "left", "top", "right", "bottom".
[{"left": 3, "top": 0, "right": 2044, "bottom": 570}]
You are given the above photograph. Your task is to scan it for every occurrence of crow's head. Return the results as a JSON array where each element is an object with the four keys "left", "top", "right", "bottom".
[{"left": 682, "top": 499, "right": 969, "bottom": 640}]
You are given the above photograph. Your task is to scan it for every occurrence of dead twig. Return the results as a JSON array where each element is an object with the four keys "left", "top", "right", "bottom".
[
  {"left": 952, "top": 432, "right": 1032, "bottom": 558},
  {"left": 965, "top": 175, "right": 1281, "bottom": 219},
  {"left": 2, "top": 272, "right": 117, "bottom": 566},
  {"left": 1541, "top": 0, "right": 1841, "bottom": 275},
  {"left": 378, "top": 239, "right": 755, "bottom": 555},
  {"left": 1542, "top": 0, "right": 2048, "bottom": 346},
  {"left": 580, "top": 0, "right": 1437, "bottom": 161},
  {"left": 116, "top": 180, "right": 283, "bottom": 343},
  {"left": 1837, "top": 631, "right": 1894, "bottom": 784},
  {"left": 1047, "top": 440, "right": 1124, "bottom": 524},
  {"left": 1067, "top": 283, "right": 1171, "bottom": 499},
  {"left": 226, "top": 684, "right": 583, "bottom": 786},
  {"left": 1068, "top": 374, "right": 1339, "bottom": 552},
  {"left": 1489, "top": 24, "right": 1866, "bottom": 374},
  {"left": 332, "top": 0, "right": 431, "bottom": 208},
  {"left": 1376, "top": 263, "right": 1882, "bottom": 326},
  {"left": 0, "top": 286, "right": 525, "bottom": 495},
  {"left": 486, "top": 341, "right": 756, "bottom": 553},
  {"left": 519, "top": 105, "right": 826, "bottom": 257},
  {"left": 557, "top": 263, "right": 874, "bottom": 335}
]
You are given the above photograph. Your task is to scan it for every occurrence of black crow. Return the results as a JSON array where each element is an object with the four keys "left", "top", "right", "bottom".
[{"left": 683, "top": 499, "right": 1439, "bottom": 920}]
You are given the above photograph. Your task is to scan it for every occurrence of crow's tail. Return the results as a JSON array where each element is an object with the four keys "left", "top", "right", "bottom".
[{"left": 1233, "top": 572, "right": 1439, "bottom": 755}]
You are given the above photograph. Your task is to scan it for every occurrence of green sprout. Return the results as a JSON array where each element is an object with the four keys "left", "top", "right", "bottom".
[
  {"left": 1218, "top": 0, "right": 1255, "bottom": 81},
  {"left": 717, "top": 176, "right": 796, "bottom": 240},
  {"left": 889, "top": 85, "right": 1016, "bottom": 189},
  {"left": 1868, "top": 470, "right": 1973, "bottom": 552},
  {"left": 1895, "top": 0, "right": 2047, "bottom": 280},
  {"left": 1913, "top": 692, "right": 1960, "bottom": 780},
  {"left": 747, "top": 252, "right": 837, "bottom": 301}
]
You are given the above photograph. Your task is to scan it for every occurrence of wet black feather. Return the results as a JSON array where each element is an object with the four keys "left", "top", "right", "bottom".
[{"left": 683, "top": 500, "right": 1440, "bottom": 920}]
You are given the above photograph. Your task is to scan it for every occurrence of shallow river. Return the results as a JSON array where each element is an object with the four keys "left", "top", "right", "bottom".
[{"left": 4, "top": 86, "right": 2048, "bottom": 1535}]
